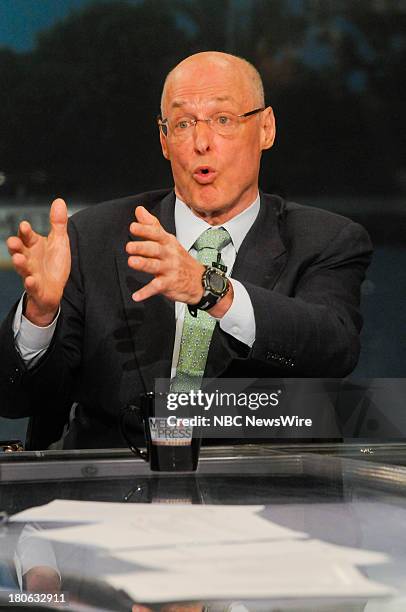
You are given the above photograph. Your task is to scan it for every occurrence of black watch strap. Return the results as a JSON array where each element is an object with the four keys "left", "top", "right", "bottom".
[{"left": 188, "top": 293, "right": 221, "bottom": 318}]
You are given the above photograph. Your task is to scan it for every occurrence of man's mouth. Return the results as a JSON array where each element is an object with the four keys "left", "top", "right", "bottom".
[{"left": 193, "top": 166, "right": 217, "bottom": 184}]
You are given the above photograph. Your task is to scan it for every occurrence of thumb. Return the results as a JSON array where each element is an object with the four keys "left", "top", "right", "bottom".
[
  {"left": 135, "top": 205, "right": 159, "bottom": 226},
  {"left": 50, "top": 198, "right": 68, "bottom": 235}
]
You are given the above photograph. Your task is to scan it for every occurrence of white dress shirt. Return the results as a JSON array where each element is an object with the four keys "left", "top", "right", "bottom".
[
  {"left": 171, "top": 195, "right": 258, "bottom": 377},
  {"left": 13, "top": 194, "right": 259, "bottom": 374}
]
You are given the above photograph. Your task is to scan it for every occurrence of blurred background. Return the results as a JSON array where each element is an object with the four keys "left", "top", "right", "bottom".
[{"left": 0, "top": 0, "right": 405, "bottom": 441}]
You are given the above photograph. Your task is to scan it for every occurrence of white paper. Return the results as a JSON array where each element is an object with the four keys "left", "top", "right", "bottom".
[
  {"left": 105, "top": 559, "right": 392, "bottom": 602},
  {"left": 11, "top": 499, "right": 394, "bottom": 603},
  {"left": 11, "top": 499, "right": 155, "bottom": 524},
  {"left": 30, "top": 503, "right": 305, "bottom": 549},
  {"left": 104, "top": 538, "right": 392, "bottom": 601},
  {"left": 112, "top": 538, "right": 389, "bottom": 569},
  {"left": 12, "top": 500, "right": 264, "bottom": 524}
]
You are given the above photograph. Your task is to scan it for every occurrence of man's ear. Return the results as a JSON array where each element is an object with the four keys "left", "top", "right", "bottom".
[
  {"left": 260, "top": 106, "right": 276, "bottom": 151},
  {"left": 159, "top": 129, "right": 171, "bottom": 160}
]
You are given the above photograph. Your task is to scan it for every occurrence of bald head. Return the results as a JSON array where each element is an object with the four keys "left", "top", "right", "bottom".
[{"left": 160, "top": 51, "right": 265, "bottom": 117}]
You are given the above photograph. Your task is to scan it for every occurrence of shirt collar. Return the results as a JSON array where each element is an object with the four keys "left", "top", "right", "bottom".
[{"left": 175, "top": 193, "right": 260, "bottom": 252}]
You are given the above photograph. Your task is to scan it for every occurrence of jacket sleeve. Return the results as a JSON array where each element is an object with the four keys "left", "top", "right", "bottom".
[
  {"left": 0, "top": 220, "right": 84, "bottom": 432},
  {"left": 244, "top": 221, "right": 373, "bottom": 376}
]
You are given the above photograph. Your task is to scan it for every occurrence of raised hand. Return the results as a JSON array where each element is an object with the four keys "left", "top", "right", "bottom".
[
  {"left": 6, "top": 198, "right": 71, "bottom": 326},
  {"left": 126, "top": 206, "right": 205, "bottom": 304}
]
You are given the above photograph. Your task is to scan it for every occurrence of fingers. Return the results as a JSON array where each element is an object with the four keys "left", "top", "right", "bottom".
[
  {"left": 49, "top": 198, "right": 68, "bottom": 236},
  {"left": 132, "top": 277, "right": 163, "bottom": 302},
  {"left": 6, "top": 236, "right": 24, "bottom": 256},
  {"left": 11, "top": 253, "right": 31, "bottom": 278},
  {"left": 10, "top": 252, "right": 39, "bottom": 295},
  {"left": 135, "top": 205, "right": 159, "bottom": 225},
  {"left": 129, "top": 206, "right": 198, "bottom": 303},
  {"left": 24, "top": 275, "right": 37, "bottom": 292},
  {"left": 8, "top": 230, "right": 35, "bottom": 280},
  {"left": 128, "top": 256, "right": 161, "bottom": 275},
  {"left": 18, "top": 220, "right": 39, "bottom": 248},
  {"left": 8, "top": 198, "right": 67, "bottom": 255},
  {"left": 131, "top": 206, "right": 168, "bottom": 243},
  {"left": 126, "top": 240, "right": 161, "bottom": 257},
  {"left": 130, "top": 221, "right": 164, "bottom": 242},
  {"left": 12, "top": 256, "right": 39, "bottom": 299}
]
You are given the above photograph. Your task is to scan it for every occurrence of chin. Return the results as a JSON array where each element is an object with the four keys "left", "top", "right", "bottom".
[
  {"left": 190, "top": 201, "right": 228, "bottom": 219},
  {"left": 188, "top": 188, "right": 230, "bottom": 215}
]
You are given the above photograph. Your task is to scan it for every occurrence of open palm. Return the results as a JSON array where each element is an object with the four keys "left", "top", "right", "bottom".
[{"left": 7, "top": 198, "right": 71, "bottom": 323}]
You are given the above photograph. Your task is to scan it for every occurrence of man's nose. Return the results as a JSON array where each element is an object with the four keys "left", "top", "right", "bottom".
[{"left": 192, "top": 120, "right": 212, "bottom": 154}]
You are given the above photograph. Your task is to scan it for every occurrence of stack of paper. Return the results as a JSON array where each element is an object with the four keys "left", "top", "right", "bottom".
[{"left": 12, "top": 500, "right": 393, "bottom": 603}]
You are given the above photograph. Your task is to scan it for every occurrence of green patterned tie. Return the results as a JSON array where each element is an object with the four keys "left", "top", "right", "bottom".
[{"left": 171, "top": 227, "right": 232, "bottom": 393}]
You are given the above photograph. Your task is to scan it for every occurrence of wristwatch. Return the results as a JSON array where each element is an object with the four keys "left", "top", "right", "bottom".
[{"left": 188, "top": 263, "right": 230, "bottom": 318}]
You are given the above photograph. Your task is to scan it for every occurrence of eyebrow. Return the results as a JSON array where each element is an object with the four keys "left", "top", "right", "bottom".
[{"left": 170, "top": 95, "right": 236, "bottom": 109}]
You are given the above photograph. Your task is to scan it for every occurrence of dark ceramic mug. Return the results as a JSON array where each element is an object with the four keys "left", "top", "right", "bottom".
[{"left": 120, "top": 392, "right": 201, "bottom": 472}]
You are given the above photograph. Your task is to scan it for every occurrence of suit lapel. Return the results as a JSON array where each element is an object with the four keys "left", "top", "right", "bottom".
[
  {"left": 115, "top": 191, "right": 176, "bottom": 392},
  {"left": 231, "top": 191, "right": 287, "bottom": 289},
  {"left": 206, "top": 192, "right": 288, "bottom": 379}
]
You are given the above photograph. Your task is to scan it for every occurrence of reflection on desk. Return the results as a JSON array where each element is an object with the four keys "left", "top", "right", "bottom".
[{"left": 1, "top": 443, "right": 406, "bottom": 611}]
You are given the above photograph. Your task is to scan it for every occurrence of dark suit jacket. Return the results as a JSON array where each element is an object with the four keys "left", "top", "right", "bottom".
[{"left": 0, "top": 190, "right": 372, "bottom": 449}]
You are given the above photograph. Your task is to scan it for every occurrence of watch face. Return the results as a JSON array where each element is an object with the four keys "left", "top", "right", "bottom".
[{"left": 207, "top": 269, "right": 226, "bottom": 295}]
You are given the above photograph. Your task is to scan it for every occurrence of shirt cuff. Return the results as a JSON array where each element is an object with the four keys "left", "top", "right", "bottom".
[
  {"left": 13, "top": 293, "right": 60, "bottom": 352},
  {"left": 219, "top": 279, "right": 256, "bottom": 347}
]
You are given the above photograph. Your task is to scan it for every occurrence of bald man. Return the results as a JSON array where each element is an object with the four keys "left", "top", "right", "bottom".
[{"left": 0, "top": 52, "right": 372, "bottom": 449}]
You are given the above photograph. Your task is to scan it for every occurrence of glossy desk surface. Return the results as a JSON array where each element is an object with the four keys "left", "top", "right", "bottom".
[{"left": 1, "top": 443, "right": 406, "bottom": 611}]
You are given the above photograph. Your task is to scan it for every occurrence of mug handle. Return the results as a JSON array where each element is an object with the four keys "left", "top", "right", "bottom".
[{"left": 119, "top": 404, "right": 149, "bottom": 461}]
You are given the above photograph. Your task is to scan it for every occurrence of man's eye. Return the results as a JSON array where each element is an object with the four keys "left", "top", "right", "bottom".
[
  {"left": 176, "top": 120, "right": 190, "bottom": 129},
  {"left": 216, "top": 115, "right": 231, "bottom": 125}
]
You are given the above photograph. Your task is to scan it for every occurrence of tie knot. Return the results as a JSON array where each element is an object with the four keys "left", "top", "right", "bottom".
[{"left": 193, "top": 227, "right": 231, "bottom": 253}]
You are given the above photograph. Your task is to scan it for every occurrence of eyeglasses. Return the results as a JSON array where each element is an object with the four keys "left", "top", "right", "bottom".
[{"left": 157, "top": 107, "right": 265, "bottom": 139}]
